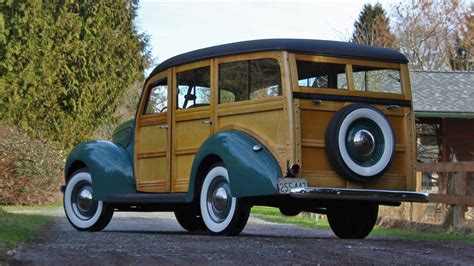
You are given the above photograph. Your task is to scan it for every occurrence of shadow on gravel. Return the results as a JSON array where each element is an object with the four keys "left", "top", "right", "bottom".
[{"left": 104, "top": 229, "right": 333, "bottom": 240}]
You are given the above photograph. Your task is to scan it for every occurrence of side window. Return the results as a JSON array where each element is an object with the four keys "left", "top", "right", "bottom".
[
  {"left": 176, "top": 66, "right": 211, "bottom": 109},
  {"left": 219, "top": 58, "right": 281, "bottom": 104},
  {"left": 353, "top": 66, "right": 402, "bottom": 94},
  {"left": 296, "top": 61, "right": 348, "bottom": 90},
  {"left": 144, "top": 78, "right": 168, "bottom": 114}
]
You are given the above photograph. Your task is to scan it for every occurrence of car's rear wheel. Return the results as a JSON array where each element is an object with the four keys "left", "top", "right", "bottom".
[
  {"left": 327, "top": 203, "right": 378, "bottom": 239},
  {"left": 174, "top": 207, "right": 206, "bottom": 232},
  {"left": 199, "top": 163, "right": 250, "bottom": 236},
  {"left": 64, "top": 169, "right": 114, "bottom": 231}
]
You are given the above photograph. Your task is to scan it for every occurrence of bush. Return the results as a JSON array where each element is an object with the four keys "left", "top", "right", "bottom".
[
  {"left": 0, "top": 124, "right": 64, "bottom": 205},
  {"left": 1, "top": 1, "right": 151, "bottom": 149}
]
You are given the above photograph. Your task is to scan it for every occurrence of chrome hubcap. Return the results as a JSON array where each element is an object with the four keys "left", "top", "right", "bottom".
[
  {"left": 212, "top": 187, "right": 228, "bottom": 213},
  {"left": 353, "top": 129, "right": 375, "bottom": 156},
  {"left": 71, "top": 181, "right": 98, "bottom": 220},
  {"left": 76, "top": 188, "right": 93, "bottom": 212},
  {"left": 207, "top": 176, "right": 231, "bottom": 223}
]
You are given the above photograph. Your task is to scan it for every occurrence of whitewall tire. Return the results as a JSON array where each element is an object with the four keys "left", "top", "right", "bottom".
[
  {"left": 325, "top": 104, "right": 396, "bottom": 183},
  {"left": 199, "top": 163, "right": 250, "bottom": 236},
  {"left": 64, "top": 169, "right": 114, "bottom": 231}
]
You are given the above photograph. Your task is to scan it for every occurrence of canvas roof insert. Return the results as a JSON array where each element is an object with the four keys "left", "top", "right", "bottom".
[{"left": 149, "top": 39, "right": 409, "bottom": 77}]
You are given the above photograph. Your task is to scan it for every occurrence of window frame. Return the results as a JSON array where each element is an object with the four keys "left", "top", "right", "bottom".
[
  {"left": 138, "top": 70, "right": 170, "bottom": 119},
  {"left": 143, "top": 77, "right": 169, "bottom": 115},
  {"left": 291, "top": 54, "right": 408, "bottom": 100},
  {"left": 174, "top": 60, "right": 212, "bottom": 113}
]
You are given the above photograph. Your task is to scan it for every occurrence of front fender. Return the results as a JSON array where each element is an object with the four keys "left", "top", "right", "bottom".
[
  {"left": 187, "top": 130, "right": 282, "bottom": 202},
  {"left": 65, "top": 140, "right": 136, "bottom": 201}
]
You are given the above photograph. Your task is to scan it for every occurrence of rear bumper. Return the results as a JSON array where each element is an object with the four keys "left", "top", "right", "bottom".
[{"left": 290, "top": 187, "right": 429, "bottom": 203}]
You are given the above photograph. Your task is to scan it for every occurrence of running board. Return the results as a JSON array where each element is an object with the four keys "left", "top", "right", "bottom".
[{"left": 107, "top": 193, "right": 187, "bottom": 204}]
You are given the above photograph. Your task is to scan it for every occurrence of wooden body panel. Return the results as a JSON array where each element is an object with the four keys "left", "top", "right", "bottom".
[
  {"left": 172, "top": 107, "right": 212, "bottom": 192},
  {"left": 132, "top": 49, "right": 416, "bottom": 195},
  {"left": 291, "top": 53, "right": 415, "bottom": 191}
]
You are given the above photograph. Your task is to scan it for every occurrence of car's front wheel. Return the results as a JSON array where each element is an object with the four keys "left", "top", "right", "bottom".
[
  {"left": 327, "top": 203, "right": 378, "bottom": 239},
  {"left": 174, "top": 207, "right": 206, "bottom": 232},
  {"left": 64, "top": 169, "right": 114, "bottom": 231},
  {"left": 199, "top": 163, "right": 250, "bottom": 236}
]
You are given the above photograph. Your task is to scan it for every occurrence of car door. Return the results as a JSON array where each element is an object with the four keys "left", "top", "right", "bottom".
[
  {"left": 171, "top": 61, "right": 213, "bottom": 192},
  {"left": 135, "top": 71, "right": 171, "bottom": 192}
]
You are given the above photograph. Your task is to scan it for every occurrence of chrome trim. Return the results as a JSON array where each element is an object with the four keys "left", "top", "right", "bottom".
[
  {"left": 159, "top": 124, "right": 169, "bottom": 129},
  {"left": 290, "top": 187, "right": 429, "bottom": 203},
  {"left": 253, "top": 144, "right": 262, "bottom": 151}
]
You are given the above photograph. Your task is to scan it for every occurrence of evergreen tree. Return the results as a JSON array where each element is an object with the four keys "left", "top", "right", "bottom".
[
  {"left": 1, "top": 0, "right": 151, "bottom": 149},
  {"left": 351, "top": 3, "right": 396, "bottom": 48}
]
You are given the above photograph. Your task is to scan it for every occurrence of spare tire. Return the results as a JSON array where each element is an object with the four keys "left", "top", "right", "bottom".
[{"left": 325, "top": 103, "right": 395, "bottom": 183}]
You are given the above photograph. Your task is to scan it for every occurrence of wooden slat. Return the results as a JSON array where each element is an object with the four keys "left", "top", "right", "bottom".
[
  {"left": 416, "top": 162, "right": 474, "bottom": 172},
  {"left": 429, "top": 194, "right": 474, "bottom": 206}
]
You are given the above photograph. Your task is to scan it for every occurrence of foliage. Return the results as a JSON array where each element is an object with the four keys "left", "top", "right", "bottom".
[
  {"left": 390, "top": 0, "right": 471, "bottom": 70},
  {"left": 0, "top": 124, "right": 64, "bottom": 205},
  {"left": 1, "top": 0, "right": 151, "bottom": 149},
  {"left": 351, "top": 3, "right": 396, "bottom": 48},
  {"left": 93, "top": 81, "right": 143, "bottom": 139},
  {"left": 0, "top": 208, "right": 53, "bottom": 248}
]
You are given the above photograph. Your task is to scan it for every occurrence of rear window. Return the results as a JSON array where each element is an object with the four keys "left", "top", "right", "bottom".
[
  {"left": 352, "top": 66, "right": 402, "bottom": 94},
  {"left": 296, "top": 61, "right": 348, "bottom": 90}
]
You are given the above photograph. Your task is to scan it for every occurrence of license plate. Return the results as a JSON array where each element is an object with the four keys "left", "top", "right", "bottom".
[{"left": 278, "top": 178, "right": 307, "bottom": 194}]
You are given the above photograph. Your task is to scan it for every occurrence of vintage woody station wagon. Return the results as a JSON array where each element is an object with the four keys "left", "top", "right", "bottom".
[{"left": 63, "top": 39, "right": 428, "bottom": 239}]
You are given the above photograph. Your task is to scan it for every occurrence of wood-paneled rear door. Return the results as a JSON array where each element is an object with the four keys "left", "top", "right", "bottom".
[
  {"left": 171, "top": 62, "right": 213, "bottom": 192},
  {"left": 135, "top": 72, "right": 171, "bottom": 192}
]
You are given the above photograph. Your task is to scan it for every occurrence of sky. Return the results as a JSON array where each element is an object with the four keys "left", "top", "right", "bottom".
[{"left": 136, "top": 0, "right": 396, "bottom": 70}]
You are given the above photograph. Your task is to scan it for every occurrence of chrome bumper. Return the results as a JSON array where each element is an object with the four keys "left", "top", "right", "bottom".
[{"left": 290, "top": 187, "right": 429, "bottom": 203}]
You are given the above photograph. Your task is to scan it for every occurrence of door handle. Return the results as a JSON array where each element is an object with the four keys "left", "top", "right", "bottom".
[
  {"left": 159, "top": 124, "right": 169, "bottom": 129},
  {"left": 386, "top": 105, "right": 400, "bottom": 110},
  {"left": 202, "top": 119, "right": 212, "bottom": 125}
]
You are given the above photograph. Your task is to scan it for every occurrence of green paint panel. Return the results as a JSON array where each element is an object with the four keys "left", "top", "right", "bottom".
[
  {"left": 65, "top": 140, "right": 136, "bottom": 201},
  {"left": 186, "top": 130, "right": 282, "bottom": 202}
]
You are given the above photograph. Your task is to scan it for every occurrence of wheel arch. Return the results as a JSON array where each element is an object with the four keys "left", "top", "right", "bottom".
[
  {"left": 64, "top": 140, "right": 136, "bottom": 201},
  {"left": 186, "top": 130, "right": 282, "bottom": 202}
]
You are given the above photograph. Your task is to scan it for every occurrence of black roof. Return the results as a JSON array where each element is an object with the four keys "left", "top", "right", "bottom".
[{"left": 149, "top": 39, "right": 408, "bottom": 77}]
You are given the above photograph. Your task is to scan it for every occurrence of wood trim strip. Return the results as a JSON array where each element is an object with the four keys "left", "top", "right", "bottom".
[
  {"left": 217, "top": 101, "right": 283, "bottom": 117},
  {"left": 175, "top": 108, "right": 211, "bottom": 121},
  {"left": 175, "top": 147, "right": 200, "bottom": 156},
  {"left": 137, "top": 151, "right": 167, "bottom": 159},
  {"left": 294, "top": 92, "right": 411, "bottom": 107}
]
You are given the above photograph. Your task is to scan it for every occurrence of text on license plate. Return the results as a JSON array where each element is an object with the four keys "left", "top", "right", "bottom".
[{"left": 278, "top": 178, "right": 307, "bottom": 194}]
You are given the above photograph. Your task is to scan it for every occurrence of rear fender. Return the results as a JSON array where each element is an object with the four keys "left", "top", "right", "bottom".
[{"left": 186, "top": 130, "right": 282, "bottom": 202}]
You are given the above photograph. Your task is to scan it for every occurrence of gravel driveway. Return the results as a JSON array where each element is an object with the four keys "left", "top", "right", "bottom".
[{"left": 4, "top": 208, "right": 474, "bottom": 265}]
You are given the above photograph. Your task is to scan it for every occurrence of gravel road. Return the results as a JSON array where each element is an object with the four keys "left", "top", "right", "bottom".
[{"left": 3, "top": 208, "right": 474, "bottom": 265}]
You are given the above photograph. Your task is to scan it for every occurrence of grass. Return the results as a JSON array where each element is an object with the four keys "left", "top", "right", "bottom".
[
  {"left": 2, "top": 201, "right": 62, "bottom": 212},
  {"left": 0, "top": 205, "right": 57, "bottom": 249},
  {"left": 251, "top": 206, "right": 474, "bottom": 243}
]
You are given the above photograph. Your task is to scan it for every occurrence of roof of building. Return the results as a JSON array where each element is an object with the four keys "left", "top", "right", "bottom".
[
  {"left": 411, "top": 70, "right": 474, "bottom": 118},
  {"left": 149, "top": 39, "right": 408, "bottom": 76}
]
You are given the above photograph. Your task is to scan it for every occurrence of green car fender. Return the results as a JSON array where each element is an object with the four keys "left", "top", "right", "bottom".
[
  {"left": 186, "top": 130, "right": 282, "bottom": 202},
  {"left": 64, "top": 140, "right": 136, "bottom": 201}
]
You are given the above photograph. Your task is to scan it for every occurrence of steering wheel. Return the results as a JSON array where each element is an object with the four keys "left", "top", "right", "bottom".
[{"left": 159, "top": 106, "right": 168, "bottom": 113}]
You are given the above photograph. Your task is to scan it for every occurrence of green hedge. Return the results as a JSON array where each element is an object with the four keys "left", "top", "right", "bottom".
[{"left": 1, "top": 0, "right": 151, "bottom": 149}]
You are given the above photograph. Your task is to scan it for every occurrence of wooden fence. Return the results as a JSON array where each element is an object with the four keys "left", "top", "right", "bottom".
[{"left": 416, "top": 161, "right": 474, "bottom": 227}]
